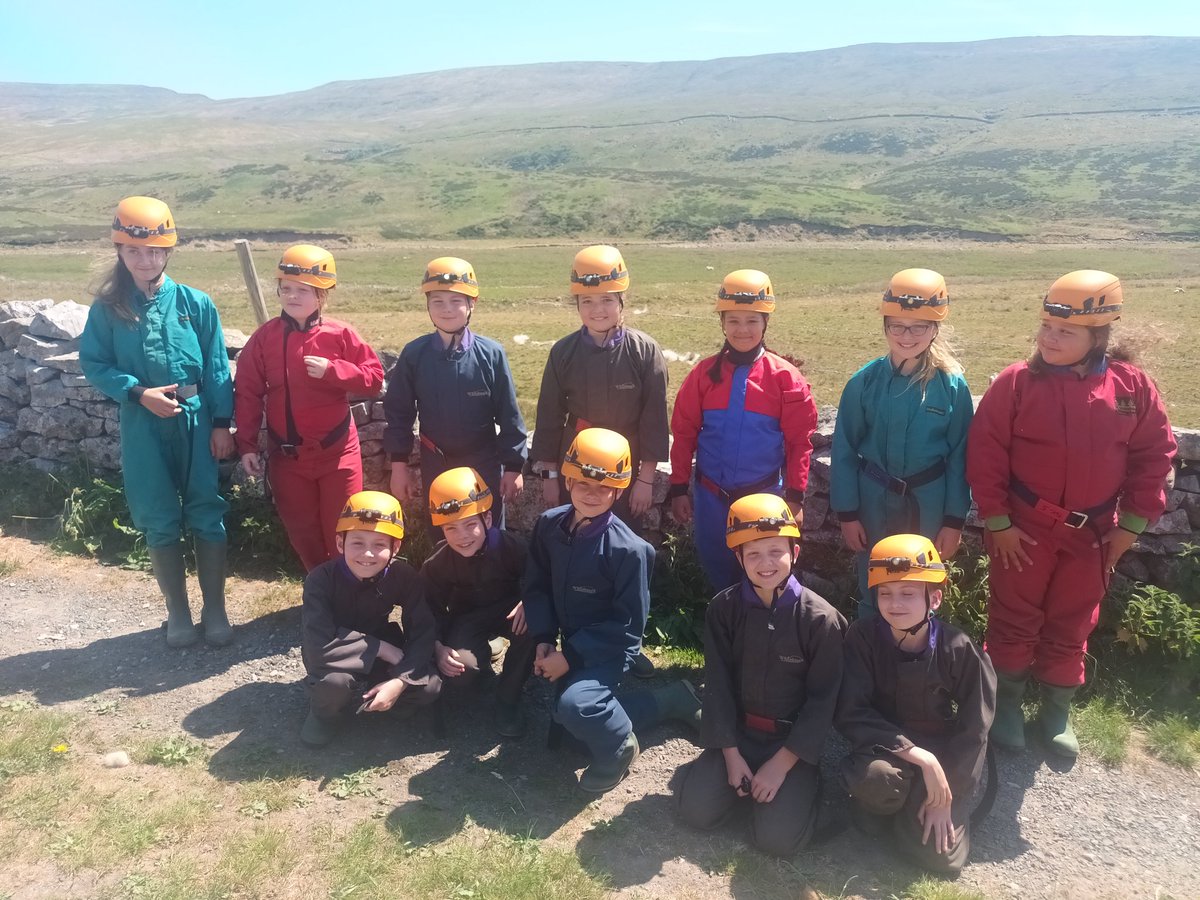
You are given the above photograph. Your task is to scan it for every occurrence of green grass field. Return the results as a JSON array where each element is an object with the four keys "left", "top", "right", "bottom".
[{"left": 4, "top": 240, "right": 1198, "bottom": 426}]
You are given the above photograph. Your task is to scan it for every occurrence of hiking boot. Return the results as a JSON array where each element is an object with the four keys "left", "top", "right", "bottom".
[
  {"left": 195, "top": 539, "right": 233, "bottom": 647},
  {"left": 300, "top": 709, "right": 338, "bottom": 748},
  {"left": 489, "top": 636, "right": 508, "bottom": 667},
  {"left": 991, "top": 670, "right": 1029, "bottom": 751},
  {"left": 494, "top": 699, "right": 527, "bottom": 739},
  {"left": 1038, "top": 683, "right": 1080, "bottom": 758},
  {"left": 652, "top": 679, "right": 702, "bottom": 731},
  {"left": 579, "top": 732, "right": 640, "bottom": 793},
  {"left": 629, "top": 650, "right": 655, "bottom": 679},
  {"left": 149, "top": 544, "right": 198, "bottom": 648}
]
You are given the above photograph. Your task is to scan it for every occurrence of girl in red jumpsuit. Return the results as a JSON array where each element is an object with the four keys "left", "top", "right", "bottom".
[
  {"left": 966, "top": 270, "right": 1175, "bottom": 757},
  {"left": 235, "top": 245, "right": 385, "bottom": 571}
]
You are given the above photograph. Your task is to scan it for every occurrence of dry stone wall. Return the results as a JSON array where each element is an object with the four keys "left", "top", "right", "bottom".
[{"left": 2, "top": 299, "right": 1197, "bottom": 589}]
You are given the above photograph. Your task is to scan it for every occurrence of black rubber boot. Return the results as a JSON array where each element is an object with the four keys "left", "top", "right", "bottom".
[
  {"left": 194, "top": 539, "right": 233, "bottom": 647},
  {"left": 629, "top": 650, "right": 656, "bottom": 679},
  {"left": 300, "top": 708, "right": 338, "bottom": 747},
  {"left": 149, "top": 544, "right": 197, "bottom": 648},
  {"left": 494, "top": 699, "right": 527, "bottom": 739},
  {"left": 652, "top": 679, "right": 702, "bottom": 731}
]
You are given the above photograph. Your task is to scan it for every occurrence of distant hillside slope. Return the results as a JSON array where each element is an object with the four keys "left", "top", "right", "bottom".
[{"left": 2, "top": 36, "right": 1198, "bottom": 244}]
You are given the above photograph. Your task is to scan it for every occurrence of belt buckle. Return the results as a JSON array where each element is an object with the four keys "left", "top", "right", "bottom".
[
  {"left": 279, "top": 443, "right": 299, "bottom": 458},
  {"left": 889, "top": 476, "right": 909, "bottom": 496},
  {"left": 1064, "top": 511, "right": 1089, "bottom": 529}
]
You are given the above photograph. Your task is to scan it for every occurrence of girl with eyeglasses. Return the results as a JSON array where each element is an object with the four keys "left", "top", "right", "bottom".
[
  {"left": 235, "top": 244, "right": 384, "bottom": 571},
  {"left": 830, "top": 269, "right": 973, "bottom": 620},
  {"left": 81, "top": 197, "right": 236, "bottom": 648}
]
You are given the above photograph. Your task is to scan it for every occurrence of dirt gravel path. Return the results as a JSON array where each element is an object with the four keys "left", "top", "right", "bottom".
[{"left": 0, "top": 534, "right": 1196, "bottom": 899}]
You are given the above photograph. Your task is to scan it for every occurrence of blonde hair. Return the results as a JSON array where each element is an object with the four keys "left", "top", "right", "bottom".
[{"left": 896, "top": 323, "right": 963, "bottom": 394}]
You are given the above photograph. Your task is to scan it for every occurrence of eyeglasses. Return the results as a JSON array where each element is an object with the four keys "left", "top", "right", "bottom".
[
  {"left": 431, "top": 488, "right": 490, "bottom": 515},
  {"left": 113, "top": 218, "right": 175, "bottom": 240},
  {"left": 571, "top": 268, "right": 625, "bottom": 287},
  {"left": 884, "top": 322, "right": 934, "bottom": 337}
]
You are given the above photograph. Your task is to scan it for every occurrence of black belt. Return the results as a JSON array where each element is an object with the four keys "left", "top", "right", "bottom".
[
  {"left": 860, "top": 457, "right": 946, "bottom": 497},
  {"left": 696, "top": 469, "right": 781, "bottom": 504},
  {"left": 1009, "top": 480, "right": 1117, "bottom": 530},
  {"left": 267, "top": 411, "right": 352, "bottom": 458}
]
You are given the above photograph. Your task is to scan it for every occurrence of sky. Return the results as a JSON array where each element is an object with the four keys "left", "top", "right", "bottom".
[{"left": 5, "top": 0, "right": 1199, "bottom": 100}]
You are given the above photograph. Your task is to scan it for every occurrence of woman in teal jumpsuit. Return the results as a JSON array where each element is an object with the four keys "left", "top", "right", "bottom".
[
  {"left": 830, "top": 269, "right": 973, "bottom": 619},
  {"left": 81, "top": 197, "right": 235, "bottom": 648}
]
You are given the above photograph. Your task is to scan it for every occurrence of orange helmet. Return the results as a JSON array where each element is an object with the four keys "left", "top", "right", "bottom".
[
  {"left": 336, "top": 491, "right": 404, "bottom": 540},
  {"left": 278, "top": 244, "right": 337, "bottom": 290},
  {"left": 428, "top": 467, "right": 492, "bottom": 526},
  {"left": 562, "top": 427, "right": 633, "bottom": 489},
  {"left": 880, "top": 269, "right": 949, "bottom": 322},
  {"left": 570, "top": 245, "right": 629, "bottom": 295},
  {"left": 716, "top": 270, "right": 775, "bottom": 314},
  {"left": 725, "top": 493, "right": 800, "bottom": 549},
  {"left": 422, "top": 257, "right": 479, "bottom": 299},
  {"left": 111, "top": 196, "right": 177, "bottom": 248},
  {"left": 867, "top": 534, "right": 946, "bottom": 589},
  {"left": 1042, "top": 270, "right": 1122, "bottom": 327}
]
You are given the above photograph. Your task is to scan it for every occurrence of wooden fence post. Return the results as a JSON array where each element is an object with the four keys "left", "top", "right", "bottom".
[{"left": 234, "top": 239, "right": 271, "bottom": 327}]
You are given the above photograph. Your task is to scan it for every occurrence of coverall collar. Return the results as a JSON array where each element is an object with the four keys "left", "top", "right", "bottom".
[
  {"left": 724, "top": 341, "right": 765, "bottom": 368},
  {"left": 877, "top": 611, "right": 940, "bottom": 657},
  {"left": 739, "top": 573, "right": 801, "bottom": 611},
  {"left": 1043, "top": 356, "right": 1108, "bottom": 378},
  {"left": 133, "top": 273, "right": 175, "bottom": 306},
  {"left": 282, "top": 308, "right": 322, "bottom": 332},
  {"left": 437, "top": 326, "right": 475, "bottom": 354},
  {"left": 579, "top": 324, "right": 625, "bottom": 349},
  {"left": 559, "top": 508, "right": 614, "bottom": 541}
]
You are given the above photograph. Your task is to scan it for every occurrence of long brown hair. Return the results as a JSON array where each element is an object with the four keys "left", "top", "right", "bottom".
[{"left": 92, "top": 247, "right": 171, "bottom": 325}]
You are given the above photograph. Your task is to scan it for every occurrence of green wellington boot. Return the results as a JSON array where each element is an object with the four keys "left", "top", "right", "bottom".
[
  {"left": 149, "top": 544, "right": 198, "bottom": 648},
  {"left": 579, "top": 733, "right": 640, "bottom": 793},
  {"left": 194, "top": 539, "right": 233, "bottom": 647},
  {"left": 1038, "top": 683, "right": 1080, "bottom": 758},
  {"left": 653, "top": 679, "right": 703, "bottom": 731},
  {"left": 990, "top": 670, "right": 1029, "bottom": 751}
]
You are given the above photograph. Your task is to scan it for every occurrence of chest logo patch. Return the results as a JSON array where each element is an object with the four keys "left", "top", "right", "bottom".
[
  {"left": 614, "top": 382, "right": 635, "bottom": 390},
  {"left": 778, "top": 655, "right": 804, "bottom": 664},
  {"left": 924, "top": 405, "right": 945, "bottom": 416},
  {"left": 1115, "top": 396, "right": 1137, "bottom": 416},
  {"left": 467, "top": 389, "right": 488, "bottom": 397},
  {"left": 571, "top": 585, "right": 597, "bottom": 594}
]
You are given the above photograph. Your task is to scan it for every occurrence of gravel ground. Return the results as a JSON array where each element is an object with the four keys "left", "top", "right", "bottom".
[{"left": 0, "top": 534, "right": 1196, "bottom": 899}]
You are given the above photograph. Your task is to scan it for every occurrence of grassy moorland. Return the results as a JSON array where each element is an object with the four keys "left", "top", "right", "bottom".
[{"left": 3, "top": 240, "right": 1199, "bottom": 426}]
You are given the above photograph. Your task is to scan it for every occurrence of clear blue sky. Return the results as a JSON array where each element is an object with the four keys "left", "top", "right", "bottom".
[{"left": 6, "top": 0, "right": 1199, "bottom": 99}]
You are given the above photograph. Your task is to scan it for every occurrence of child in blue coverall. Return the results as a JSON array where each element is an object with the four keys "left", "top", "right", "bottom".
[
  {"left": 830, "top": 269, "right": 973, "bottom": 619},
  {"left": 81, "top": 196, "right": 234, "bottom": 649},
  {"left": 384, "top": 257, "right": 526, "bottom": 529},
  {"left": 524, "top": 428, "right": 699, "bottom": 793}
]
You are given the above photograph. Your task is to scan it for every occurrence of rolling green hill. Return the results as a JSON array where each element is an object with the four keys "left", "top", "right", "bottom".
[{"left": 2, "top": 36, "right": 1200, "bottom": 243}]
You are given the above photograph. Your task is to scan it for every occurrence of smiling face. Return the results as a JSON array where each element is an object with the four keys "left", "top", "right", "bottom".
[
  {"left": 117, "top": 243, "right": 169, "bottom": 292},
  {"left": 567, "top": 476, "right": 620, "bottom": 520},
  {"left": 876, "top": 580, "right": 942, "bottom": 633},
  {"left": 737, "top": 535, "right": 798, "bottom": 592},
  {"left": 426, "top": 290, "right": 474, "bottom": 335},
  {"left": 575, "top": 292, "right": 622, "bottom": 339},
  {"left": 336, "top": 530, "right": 397, "bottom": 579},
  {"left": 1037, "top": 319, "right": 1097, "bottom": 367},
  {"left": 721, "top": 310, "right": 767, "bottom": 352},
  {"left": 884, "top": 317, "right": 936, "bottom": 367},
  {"left": 441, "top": 513, "right": 490, "bottom": 557},
  {"left": 278, "top": 280, "right": 322, "bottom": 322}
]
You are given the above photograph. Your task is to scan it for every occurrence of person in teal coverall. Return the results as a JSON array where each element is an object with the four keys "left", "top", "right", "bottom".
[
  {"left": 830, "top": 269, "right": 973, "bottom": 619},
  {"left": 81, "top": 196, "right": 235, "bottom": 648}
]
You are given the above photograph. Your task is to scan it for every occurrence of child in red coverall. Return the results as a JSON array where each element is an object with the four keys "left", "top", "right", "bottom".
[
  {"left": 966, "top": 270, "right": 1175, "bottom": 757},
  {"left": 235, "top": 245, "right": 384, "bottom": 570}
]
